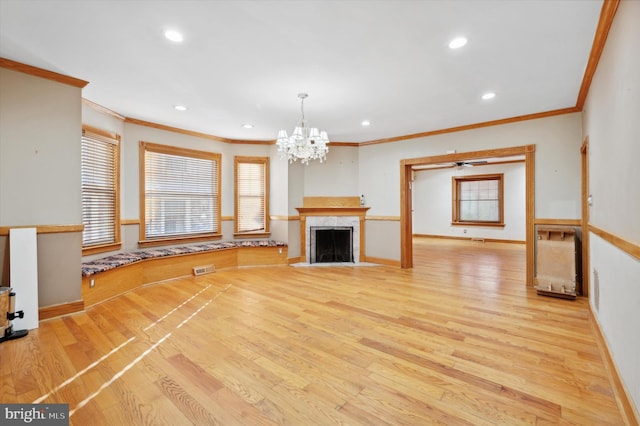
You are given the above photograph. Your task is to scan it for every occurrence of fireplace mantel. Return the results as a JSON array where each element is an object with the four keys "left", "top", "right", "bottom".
[
  {"left": 296, "top": 197, "right": 369, "bottom": 263},
  {"left": 296, "top": 196, "right": 369, "bottom": 217},
  {"left": 296, "top": 207, "right": 370, "bottom": 217}
]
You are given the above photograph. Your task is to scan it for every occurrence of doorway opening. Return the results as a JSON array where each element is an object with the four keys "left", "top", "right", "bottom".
[{"left": 400, "top": 145, "right": 536, "bottom": 286}]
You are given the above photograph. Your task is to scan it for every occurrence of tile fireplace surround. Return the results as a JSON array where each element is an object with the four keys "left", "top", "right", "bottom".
[{"left": 296, "top": 197, "right": 369, "bottom": 264}]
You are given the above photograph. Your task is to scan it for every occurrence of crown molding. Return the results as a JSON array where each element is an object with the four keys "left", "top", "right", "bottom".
[
  {"left": 359, "top": 107, "right": 580, "bottom": 146},
  {"left": 576, "top": 0, "right": 620, "bottom": 110},
  {"left": 124, "top": 117, "right": 272, "bottom": 145},
  {"left": 82, "top": 98, "right": 125, "bottom": 120},
  {"left": 0, "top": 57, "right": 88, "bottom": 88}
]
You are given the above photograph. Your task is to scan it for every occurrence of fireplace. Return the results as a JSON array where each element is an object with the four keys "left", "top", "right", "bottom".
[
  {"left": 296, "top": 196, "right": 369, "bottom": 264},
  {"left": 304, "top": 215, "right": 361, "bottom": 263},
  {"left": 310, "top": 227, "right": 353, "bottom": 263}
]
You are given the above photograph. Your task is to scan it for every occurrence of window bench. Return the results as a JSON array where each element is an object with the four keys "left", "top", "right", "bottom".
[{"left": 81, "top": 240, "right": 287, "bottom": 307}]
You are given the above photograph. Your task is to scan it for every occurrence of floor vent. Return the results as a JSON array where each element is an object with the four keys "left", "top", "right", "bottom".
[
  {"left": 193, "top": 265, "right": 215, "bottom": 276},
  {"left": 471, "top": 238, "right": 485, "bottom": 243}
]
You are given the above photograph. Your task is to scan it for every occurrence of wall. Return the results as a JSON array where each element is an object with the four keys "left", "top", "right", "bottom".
[
  {"left": 302, "top": 146, "right": 359, "bottom": 196},
  {"left": 86, "top": 104, "right": 585, "bottom": 267},
  {"left": 0, "top": 68, "right": 83, "bottom": 307},
  {"left": 119, "top": 122, "right": 241, "bottom": 221},
  {"left": 77, "top": 78, "right": 582, "bottom": 297},
  {"left": 0, "top": 69, "right": 82, "bottom": 225},
  {"left": 413, "top": 162, "right": 526, "bottom": 241},
  {"left": 284, "top": 160, "right": 304, "bottom": 259},
  {"left": 269, "top": 144, "right": 291, "bottom": 247},
  {"left": 81, "top": 104, "right": 281, "bottom": 261},
  {"left": 582, "top": 0, "right": 640, "bottom": 414},
  {"left": 359, "top": 112, "right": 583, "bottom": 260},
  {"left": 280, "top": 145, "right": 360, "bottom": 260}
]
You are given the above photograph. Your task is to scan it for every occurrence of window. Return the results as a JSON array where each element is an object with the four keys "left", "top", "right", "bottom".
[
  {"left": 234, "top": 156, "right": 269, "bottom": 236},
  {"left": 140, "top": 142, "right": 221, "bottom": 245},
  {"left": 81, "top": 126, "right": 121, "bottom": 254},
  {"left": 452, "top": 173, "right": 504, "bottom": 226}
]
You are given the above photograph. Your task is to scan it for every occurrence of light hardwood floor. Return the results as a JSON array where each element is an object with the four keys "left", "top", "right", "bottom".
[{"left": 0, "top": 238, "right": 628, "bottom": 425}]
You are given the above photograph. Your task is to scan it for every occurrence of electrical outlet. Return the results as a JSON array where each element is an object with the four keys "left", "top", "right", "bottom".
[{"left": 463, "top": 229, "right": 467, "bottom": 234}]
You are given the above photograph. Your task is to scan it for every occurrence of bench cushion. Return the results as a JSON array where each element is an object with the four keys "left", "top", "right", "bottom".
[{"left": 82, "top": 240, "right": 286, "bottom": 277}]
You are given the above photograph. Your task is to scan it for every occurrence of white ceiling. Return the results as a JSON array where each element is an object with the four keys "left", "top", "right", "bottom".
[{"left": 0, "top": 0, "right": 603, "bottom": 143}]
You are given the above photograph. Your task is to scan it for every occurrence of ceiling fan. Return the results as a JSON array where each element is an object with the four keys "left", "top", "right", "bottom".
[
  {"left": 411, "top": 159, "right": 491, "bottom": 171},
  {"left": 451, "top": 160, "right": 488, "bottom": 168}
]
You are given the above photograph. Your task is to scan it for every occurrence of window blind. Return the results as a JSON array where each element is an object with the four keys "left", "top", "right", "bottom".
[
  {"left": 81, "top": 130, "right": 119, "bottom": 247},
  {"left": 236, "top": 160, "right": 267, "bottom": 233},
  {"left": 144, "top": 146, "right": 220, "bottom": 239}
]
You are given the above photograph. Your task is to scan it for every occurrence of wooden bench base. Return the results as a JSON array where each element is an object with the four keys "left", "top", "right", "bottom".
[{"left": 82, "top": 246, "right": 287, "bottom": 307}]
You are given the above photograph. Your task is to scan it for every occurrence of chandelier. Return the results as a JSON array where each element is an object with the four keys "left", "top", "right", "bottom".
[{"left": 276, "top": 93, "right": 329, "bottom": 165}]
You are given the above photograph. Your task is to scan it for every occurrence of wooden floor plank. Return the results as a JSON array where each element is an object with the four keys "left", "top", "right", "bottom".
[{"left": 0, "top": 238, "right": 627, "bottom": 425}]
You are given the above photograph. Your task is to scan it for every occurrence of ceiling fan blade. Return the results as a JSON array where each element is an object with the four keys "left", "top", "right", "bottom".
[{"left": 455, "top": 161, "right": 473, "bottom": 167}]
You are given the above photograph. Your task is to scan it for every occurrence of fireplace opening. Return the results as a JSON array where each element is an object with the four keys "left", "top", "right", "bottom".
[{"left": 310, "top": 226, "right": 353, "bottom": 264}]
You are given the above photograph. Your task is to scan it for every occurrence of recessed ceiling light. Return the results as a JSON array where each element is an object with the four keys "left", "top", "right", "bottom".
[
  {"left": 242, "top": 124, "right": 254, "bottom": 129},
  {"left": 164, "top": 29, "right": 184, "bottom": 43},
  {"left": 481, "top": 92, "right": 496, "bottom": 100},
  {"left": 174, "top": 105, "right": 187, "bottom": 111},
  {"left": 448, "top": 37, "right": 467, "bottom": 49},
  {"left": 361, "top": 120, "right": 371, "bottom": 127}
]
